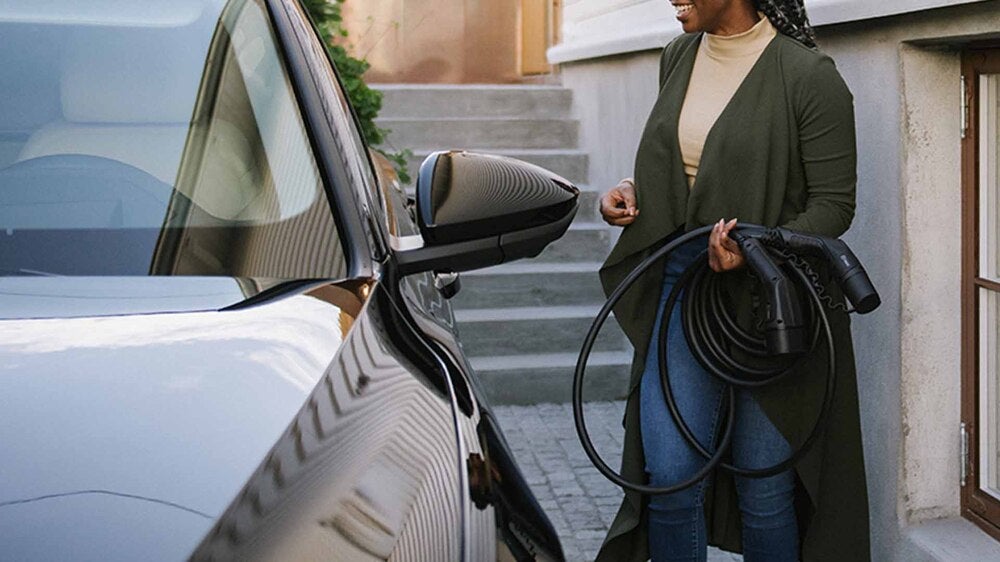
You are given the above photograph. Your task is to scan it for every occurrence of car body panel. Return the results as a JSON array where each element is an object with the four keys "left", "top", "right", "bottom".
[
  {"left": 190, "top": 287, "right": 465, "bottom": 560},
  {"left": 0, "top": 281, "right": 364, "bottom": 558},
  {"left": 1, "top": 493, "right": 211, "bottom": 562}
]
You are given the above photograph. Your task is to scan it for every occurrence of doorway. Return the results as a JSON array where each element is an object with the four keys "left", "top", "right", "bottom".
[{"left": 520, "top": 0, "right": 559, "bottom": 76}]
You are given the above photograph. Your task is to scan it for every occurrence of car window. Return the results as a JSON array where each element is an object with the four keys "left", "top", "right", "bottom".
[
  {"left": 286, "top": 0, "right": 390, "bottom": 257},
  {"left": 0, "top": 0, "right": 346, "bottom": 280}
]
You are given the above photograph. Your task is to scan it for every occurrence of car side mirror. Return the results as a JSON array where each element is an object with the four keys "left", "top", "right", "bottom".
[{"left": 394, "top": 151, "right": 579, "bottom": 276}]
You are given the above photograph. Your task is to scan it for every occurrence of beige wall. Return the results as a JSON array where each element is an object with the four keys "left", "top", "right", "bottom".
[{"left": 342, "top": 0, "right": 522, "bottom": 84}]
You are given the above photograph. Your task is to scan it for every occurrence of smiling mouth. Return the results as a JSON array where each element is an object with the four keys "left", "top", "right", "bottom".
[{"left": 673, "top": 3, "right": 694, "bottom": 17}]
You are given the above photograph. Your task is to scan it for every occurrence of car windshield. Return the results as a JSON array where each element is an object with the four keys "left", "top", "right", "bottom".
[{"left": 0, "top": 0, "right": 346, "bottom": 280}]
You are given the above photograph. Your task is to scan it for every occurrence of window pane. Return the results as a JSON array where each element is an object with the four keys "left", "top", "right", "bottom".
[
  {"left": 979, "top": 74, "right": 1000, "bottom": 282},
  {"left": 980, "top": 288, "right": 1000, "bottom": 499},
  {"left": 178, "top": 0, "right": 321, "bottom": 222},
  {"left": 0, "top": 0, "right": 346, "bottom": 280}
]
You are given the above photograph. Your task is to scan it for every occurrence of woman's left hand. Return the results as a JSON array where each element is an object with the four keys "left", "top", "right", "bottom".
[{"left": 708, "top": 218, "right": 744, "bottom": 272}]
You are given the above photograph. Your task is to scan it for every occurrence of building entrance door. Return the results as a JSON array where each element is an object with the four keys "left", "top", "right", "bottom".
[
  {"left": 343, "top": 0, "right": 559, "bottom": 83},
  {"left": 521, "top": 0, "right": 558, "bottom": 76}
]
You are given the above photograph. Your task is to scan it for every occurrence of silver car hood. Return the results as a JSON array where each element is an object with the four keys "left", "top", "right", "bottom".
[{"left": 0, "top": 281, "right": 361, "bottom": 560}]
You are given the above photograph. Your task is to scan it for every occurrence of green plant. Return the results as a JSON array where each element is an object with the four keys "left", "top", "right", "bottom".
[{"left": 302, "top": 0, "right": 411, "bottom": 183}]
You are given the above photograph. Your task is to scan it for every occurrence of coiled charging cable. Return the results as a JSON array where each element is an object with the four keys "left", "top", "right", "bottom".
[{"left": 572, "top": 223, "right": 859, "bottom": 495}]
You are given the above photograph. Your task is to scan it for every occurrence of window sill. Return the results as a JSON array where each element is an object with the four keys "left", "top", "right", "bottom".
[{"left": 900, "top": 518, "right": 1000, "bottom": 561}]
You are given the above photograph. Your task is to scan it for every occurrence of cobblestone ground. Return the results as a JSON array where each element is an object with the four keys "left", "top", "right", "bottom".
[{"left": 493, "top": 401, "right": 742, "bottom": 562}]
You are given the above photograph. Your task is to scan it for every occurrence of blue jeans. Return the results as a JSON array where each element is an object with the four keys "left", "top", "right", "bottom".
[{"left": 640, "top": 235, "right": 799, "bottom": 562}]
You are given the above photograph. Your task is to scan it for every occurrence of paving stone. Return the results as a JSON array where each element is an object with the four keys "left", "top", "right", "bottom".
[
  {"left": 573, "top": 530, "right": 607, "bottom": 540},
  {"left": 547, "top": 470, "right": 576, "bottom": 482},
  {"left": 594, "top": 495, "right": 623, "bottom": 507},
  {"left": 566, "top": 513, "right": 605, "bottom": 530},
  {"left": 552, "top": 486, "right": 586, "bottom": 498},
  {"left": 494, "top": 401, "right": 743, "bottom": 562}
]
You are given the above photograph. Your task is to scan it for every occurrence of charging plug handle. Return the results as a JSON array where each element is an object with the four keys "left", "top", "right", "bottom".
[
  {"left": 770, "top": 228, "right": 881, "bottom": 314},
  {"left": 731, "top": 233, "right": 809, "bottom": 355}
]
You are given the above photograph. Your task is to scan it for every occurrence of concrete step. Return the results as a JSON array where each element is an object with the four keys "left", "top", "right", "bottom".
[
  {"left": 453, "top": 305, "right": 626, "bottom": 357},
  {"left": 377, "top": 84, "right": 573, "bottom": 120},
  {"left": 378, "top": 118, "right": 579, "bottom": 150},
  {"left": 470, "top": 351, "right": 632, "bottom": 404},
  {"left": 407, "top": 148, "right": 589, "bottom": 186},
  {"left": 453, "top": 262, "right": 606, "bottom": 309},
  {"left": 575, "top": 190, "right": 603, "bottom": 222},
  {"left": 534, "top": 223, "right": 612, "bottom": 263}
]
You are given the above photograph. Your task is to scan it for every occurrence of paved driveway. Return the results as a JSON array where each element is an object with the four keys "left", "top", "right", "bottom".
[{"left": 494, "top": 401, "right": 743, "bottom": 562}]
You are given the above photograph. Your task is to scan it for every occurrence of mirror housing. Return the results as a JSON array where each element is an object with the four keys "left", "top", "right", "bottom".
[{"left": 395, "top": 151, "right": 579, "bottom": 276}]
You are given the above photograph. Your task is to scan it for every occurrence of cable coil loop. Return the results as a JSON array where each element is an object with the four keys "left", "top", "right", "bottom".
[{"left": 573, "top": 224, "right": 839, "bottom": 495}]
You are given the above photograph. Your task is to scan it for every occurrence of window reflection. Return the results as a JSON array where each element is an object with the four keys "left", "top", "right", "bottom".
[
  {"left": 981, "top": 289, "right": 1000, "bottom": 499},
  {"left": 0, "top": 0, "right": 346, "bottom": 281},
  {"left": 980, "top": 74, "right": 1000, "bottom": 282},
  {"left": 979, "top": 73, "right": 1000, "bottom": 500}
]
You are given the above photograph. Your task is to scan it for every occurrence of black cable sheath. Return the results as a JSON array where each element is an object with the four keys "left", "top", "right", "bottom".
[
  {"left": 572, "top": 224, "right": 837, "bottom": 495},
  {"left": 664, "top": 257, "right": 836, "bottom": 478}
]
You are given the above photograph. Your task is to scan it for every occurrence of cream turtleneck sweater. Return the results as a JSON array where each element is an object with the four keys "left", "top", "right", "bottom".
[{"left": 678, "top": 15, "right": 777, "bottom": 188}]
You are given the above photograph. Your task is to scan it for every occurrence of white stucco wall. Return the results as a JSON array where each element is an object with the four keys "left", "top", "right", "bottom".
[
  {"left": 557, "top": 0, "right": 1000, "bottom": 559},
  {"left": 898, "top": 45, "right": 963, "bottom": 525},
  {"left": 560, "top": 53, "right": 659, "bottom": 198}
]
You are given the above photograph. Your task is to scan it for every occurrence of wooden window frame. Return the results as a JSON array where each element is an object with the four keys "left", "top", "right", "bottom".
[{"left": 962, "top": 47, "right": 1000, "bottom": 540}]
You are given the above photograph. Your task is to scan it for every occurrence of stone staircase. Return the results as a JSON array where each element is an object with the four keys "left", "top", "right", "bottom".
[{"left": 377, "top": 84, "right": 631, "bottom": 405}]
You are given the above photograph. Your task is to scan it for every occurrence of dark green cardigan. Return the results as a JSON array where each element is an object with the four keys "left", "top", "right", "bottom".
[{"left": 595, "top": 32, "right": 870, "bottom": 562}]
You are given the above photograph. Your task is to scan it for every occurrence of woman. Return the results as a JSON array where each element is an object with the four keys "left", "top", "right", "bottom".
[{"left": 596, "top": 1, "right": 868, "bottom": 561}]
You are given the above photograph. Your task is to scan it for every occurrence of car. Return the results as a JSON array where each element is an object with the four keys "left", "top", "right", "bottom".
[{"left": 0, "top": 0, "right": 578, "bottom": 560}]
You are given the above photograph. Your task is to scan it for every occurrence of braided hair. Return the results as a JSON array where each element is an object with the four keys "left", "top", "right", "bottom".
[{"left": 753, "top": 0, "right": 817, "bottom": 49}]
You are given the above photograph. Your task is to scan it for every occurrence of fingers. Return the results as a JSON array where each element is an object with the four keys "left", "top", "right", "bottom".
[
  {"left": 599, "top": 191, "right": 622, "bottom": 225},
  {"left": 708, "top": 218, "right": 743, "bottom": 272},
  {"left": 722, "top": 218, "right": 737, "bottom": 235},
  {"left": 719, "top": 218, "right": 744, "bottom": 270},
  {"left": 720, "top": 218, "right": 739, "bottom": 253},
  {"left": 601, "top": 201, "right": 629, "bottom": 219},
  {"left": 600, "top": 184, "right": 639, "bottom": 226},
  {"left": 604, "top": 216, "right": 635, "bottom": 226},
  {"left": 620, "top": 184, "right": 637, "bottom": 212},
  {"left": 720, "top": 237, "right": 740, "bottom": 255},
  {"left": 610, "top": 186, "right": 638, "bottom": 216},
  {"left": 600, "top": 201, "right": 636, "bottom": 226},
  {"left": 708, "top": 219, "right": 722, "bottom": 272},
  {"left": 604, "top": 186, "right": 624, "bottom": 203}
]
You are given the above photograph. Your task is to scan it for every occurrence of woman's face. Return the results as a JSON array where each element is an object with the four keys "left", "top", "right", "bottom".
[{"left": 670, "top": 0, "right": 755, "bottom": 34}]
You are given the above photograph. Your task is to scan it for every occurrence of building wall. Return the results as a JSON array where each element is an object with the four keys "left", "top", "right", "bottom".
[
  {"left": 341, "top": 0, "right": 521, "bottom": 84},
  {"left": 550, "top": 0, "right": 990, "bottom": 63},
  {"left": 555, "top": 0, "right": 1000, "bottom": 559}
]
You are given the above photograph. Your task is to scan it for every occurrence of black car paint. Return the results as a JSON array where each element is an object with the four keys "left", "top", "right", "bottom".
[{"left": 190, "top": 0, "right": 567, "bottom": 559}]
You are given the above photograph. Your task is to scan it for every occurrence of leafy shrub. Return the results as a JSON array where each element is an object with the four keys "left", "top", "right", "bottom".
[{"left": 302, "top": 0, "right": 412, "bottom": 183}]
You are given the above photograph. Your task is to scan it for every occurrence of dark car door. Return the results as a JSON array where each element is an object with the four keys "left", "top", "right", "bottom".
[
  {"left": 186, "top": 0, "right": 471, "bottom": 559},
  {"left": 258, "top": 2, "right": 563, "bottom": 560},
  {"left": 374, "top": 161, "right": 566, "bottom": 562},
  {"left": 339, "top": 47, "right": 566, "bottom": 562}
]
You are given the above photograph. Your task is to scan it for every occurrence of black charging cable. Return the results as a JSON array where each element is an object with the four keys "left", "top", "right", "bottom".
[{"left": 572, "top": 223, "right": 879, "bottom": 495}]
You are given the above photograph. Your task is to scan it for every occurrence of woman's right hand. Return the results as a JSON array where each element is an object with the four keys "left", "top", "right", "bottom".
[{"left": 600, "top": 179, "right": 639, "bottom": 227}]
